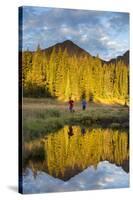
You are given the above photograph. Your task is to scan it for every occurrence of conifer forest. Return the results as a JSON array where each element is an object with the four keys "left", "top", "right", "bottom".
[{"left": 21, "top": 40, "right": 129, "bottom": 102}]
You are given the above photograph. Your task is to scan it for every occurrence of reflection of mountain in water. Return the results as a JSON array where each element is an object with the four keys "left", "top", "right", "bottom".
[{"left": 23, "top": 126, "right": 129, "bottom": 181}]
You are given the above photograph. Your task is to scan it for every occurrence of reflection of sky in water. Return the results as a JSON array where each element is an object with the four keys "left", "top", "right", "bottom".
[{"left": 23, "top": 161, "right": 129, "bottom": 194}]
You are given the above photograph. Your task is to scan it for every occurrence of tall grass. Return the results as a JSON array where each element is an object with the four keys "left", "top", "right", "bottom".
[{"left": 23, "top": 99, "right": 129, "bottom": 141}]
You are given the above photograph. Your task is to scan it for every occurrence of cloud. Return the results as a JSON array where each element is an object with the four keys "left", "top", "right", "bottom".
[
  {"left": 23, "top": 161, "right": 129, "bottom": 194},
  {"left": 20, "top": 6, "right": 129, "bottom": 60},
  {"left": 108, "top": 13, "right": 129, "bottom": 31}
]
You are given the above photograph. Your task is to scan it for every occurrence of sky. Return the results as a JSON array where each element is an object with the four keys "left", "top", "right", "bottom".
[{"left": 20, "top": 6, "right": 129, "bottom": 61}]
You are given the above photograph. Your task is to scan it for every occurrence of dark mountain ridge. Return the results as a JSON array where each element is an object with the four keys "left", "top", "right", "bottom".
[
  {"left": 106, "top": 50, "right": 129, "bottom": 66},
  {"left": 42, "top": 40, "right": 91, "bottom": 58},
  {"left": 42, "top": 40, "right": 129, "bottom": 66},
  {"left": 22, "top": 40, "right": 129, "bottom": 66}
]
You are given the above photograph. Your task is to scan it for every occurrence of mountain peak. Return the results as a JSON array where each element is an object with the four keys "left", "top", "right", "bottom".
[
  {"left": 62, "top": 40, "right": 75, "bottom": 44},
  {"left": 44, "top": 40, "right": 91, "bottom": 57}
]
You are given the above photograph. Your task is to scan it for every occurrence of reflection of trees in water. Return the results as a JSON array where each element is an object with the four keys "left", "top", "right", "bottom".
[{"left": 23, "top": 126, "right": 129, "bottom": 180}]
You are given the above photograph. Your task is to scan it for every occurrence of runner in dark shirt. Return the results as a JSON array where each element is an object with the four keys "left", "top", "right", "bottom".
[{"left": 82, "top": 99, "right": 87, "bottom": 110}]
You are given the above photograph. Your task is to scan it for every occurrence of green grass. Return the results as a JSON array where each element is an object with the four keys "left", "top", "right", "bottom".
[{"left": 23, "top": 98, "right": 129, "bottom": 141}]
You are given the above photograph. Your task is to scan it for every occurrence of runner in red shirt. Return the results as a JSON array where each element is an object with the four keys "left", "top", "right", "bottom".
[{"left": 68, "top": 98, "right": 74, "bottom": 112}]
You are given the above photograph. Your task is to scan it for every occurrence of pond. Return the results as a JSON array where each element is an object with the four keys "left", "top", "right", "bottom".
[{"left": 22, "top": 126, "right": 129, "bottom": 194}]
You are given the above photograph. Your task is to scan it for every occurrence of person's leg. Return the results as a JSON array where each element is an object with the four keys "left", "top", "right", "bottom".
[
  {"left": 71, "top": 105, "right": 74, "bottom": 112},
  {"left": 70, "top": 106, "right": 72, "bottom": 112}
]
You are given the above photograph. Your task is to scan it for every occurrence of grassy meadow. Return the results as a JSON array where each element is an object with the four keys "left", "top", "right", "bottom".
[{"left": 23, "top": 98, "right": 129, "bottom": 141}]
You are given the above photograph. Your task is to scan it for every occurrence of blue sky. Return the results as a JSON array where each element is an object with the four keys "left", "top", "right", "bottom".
[{"left": 21, "top": 6, "right": 129, "bottom": 61}]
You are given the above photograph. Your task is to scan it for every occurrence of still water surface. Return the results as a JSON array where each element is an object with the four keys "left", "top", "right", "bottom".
[{"left": 23, "top": 126, "right": 129, "bottom": 193}]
